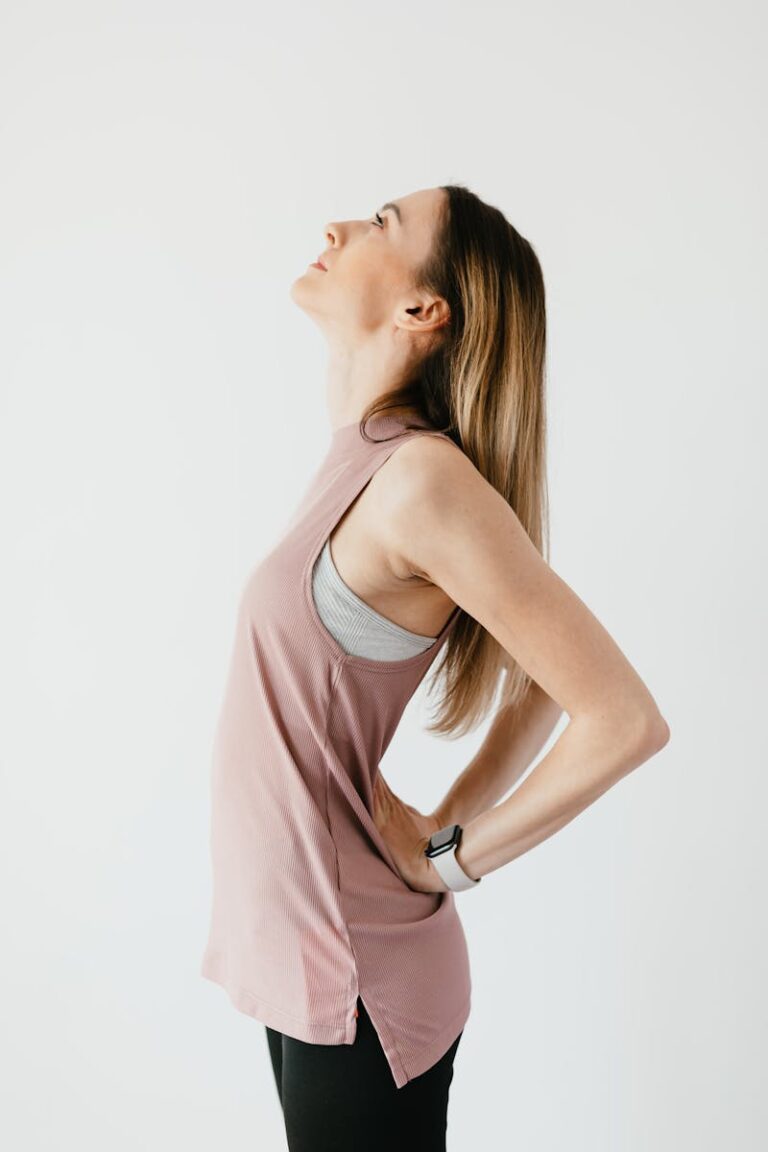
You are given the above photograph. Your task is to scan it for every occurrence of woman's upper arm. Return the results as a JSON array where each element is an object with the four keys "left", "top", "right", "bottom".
[{"left": 381, "top": 437, "right": 668, "bottom": 740}]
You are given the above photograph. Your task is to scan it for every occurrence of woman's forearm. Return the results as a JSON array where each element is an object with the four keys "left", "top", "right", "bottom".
[
  {"left": 430, "top": 680, "right": 564, "bottom": 829},
  {"left": 454, "top": 707, "right": 670, "bottom": 882}
]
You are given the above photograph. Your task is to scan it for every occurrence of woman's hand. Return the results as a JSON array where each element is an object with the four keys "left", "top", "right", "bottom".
[{"left": 372, "top": 771, "right": 449, "bottom": 894}]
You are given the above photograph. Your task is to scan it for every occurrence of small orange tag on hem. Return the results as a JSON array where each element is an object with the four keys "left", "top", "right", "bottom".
[{"left": 353, "top": 1007, "right": 359, "bottom": 1018}]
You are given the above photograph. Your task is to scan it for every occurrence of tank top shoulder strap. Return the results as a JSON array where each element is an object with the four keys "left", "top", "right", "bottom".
[
  {"left": 321, "top": 412, "right": 455, "bottom": 531},
  {"left": 328, "top": 411, "right": 455, "bottom": 455},
  {"left": 299, "top": 415, "right": 459, "bottom": 637}
]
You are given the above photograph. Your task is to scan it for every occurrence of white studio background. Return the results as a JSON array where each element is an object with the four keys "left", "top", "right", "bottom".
[{"left": 1, "top": 2, "right": 765, "bottom": 1150}]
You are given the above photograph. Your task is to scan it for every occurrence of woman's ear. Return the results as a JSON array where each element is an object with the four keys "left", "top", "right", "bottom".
[{"left": 395, "top": 295, "right": 449, "bottom": 334}]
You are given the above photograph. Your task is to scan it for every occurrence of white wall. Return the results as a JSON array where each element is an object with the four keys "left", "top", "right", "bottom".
[{"left": 1, "top": 2, "right": 765, "bottom": 1149}]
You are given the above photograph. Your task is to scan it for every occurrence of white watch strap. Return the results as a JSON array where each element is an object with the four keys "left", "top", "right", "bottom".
[{"left": 428, "top": 832, "right": 481, "bottom": 892}]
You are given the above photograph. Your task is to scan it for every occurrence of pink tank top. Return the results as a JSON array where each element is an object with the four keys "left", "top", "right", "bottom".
[{"left": 200, "top": 409, "right": 472, "bottom": 1089}]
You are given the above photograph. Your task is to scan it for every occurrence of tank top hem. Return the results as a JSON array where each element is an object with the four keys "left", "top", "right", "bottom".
[
  {"left": 200, "top": 950, "right": 359, "bottom": 1042},
  {"left": 358, "top": 987, "right": 472, "bottom": 1089},
  {"left": 201, "top": 946, "right": 471, "bottom": 1090},
  {"left": 399, "top": 994, "right": 471, "bottom": 1086}
]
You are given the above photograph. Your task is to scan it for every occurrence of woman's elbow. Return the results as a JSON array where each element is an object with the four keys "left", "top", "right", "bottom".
[{"left": 633, "top": 707, "right": 671, "bottom": 760}]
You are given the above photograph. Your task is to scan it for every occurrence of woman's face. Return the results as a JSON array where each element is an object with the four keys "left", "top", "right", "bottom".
[{"left": 289, "top": 187, "right": 448, "bottom": 341}]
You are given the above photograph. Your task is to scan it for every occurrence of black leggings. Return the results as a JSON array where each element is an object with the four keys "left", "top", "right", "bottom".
[{"left": 265, "top": 996, "right": 463, "bottom": 1151}]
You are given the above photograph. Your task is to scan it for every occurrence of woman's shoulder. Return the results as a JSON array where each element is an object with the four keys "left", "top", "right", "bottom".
[{"left": 374, "top": 426, "right": 477, "bottom": 505}]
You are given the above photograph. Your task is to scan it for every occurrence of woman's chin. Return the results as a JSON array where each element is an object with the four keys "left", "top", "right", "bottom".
[{"left": 288, "top": 276, "right": 309, "bottom": 305}]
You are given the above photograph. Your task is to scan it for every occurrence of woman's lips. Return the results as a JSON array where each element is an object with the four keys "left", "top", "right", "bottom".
[{"left": 310, "top": 260, "right": 327, "bottom": 270}]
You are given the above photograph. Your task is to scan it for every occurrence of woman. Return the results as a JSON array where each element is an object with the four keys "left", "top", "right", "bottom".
[{"left": 201, "top": 184, "right": 670, "bottom": 1150}]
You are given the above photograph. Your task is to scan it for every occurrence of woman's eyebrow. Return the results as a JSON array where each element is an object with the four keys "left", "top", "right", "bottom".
[{"left": 379, "top": 202, "right": 402, "bottom": 224}]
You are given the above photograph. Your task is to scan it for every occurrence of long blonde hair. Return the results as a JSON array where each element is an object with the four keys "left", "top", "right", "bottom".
[{"left": 359, "top": 184, "right": 550, "bottom": 738}]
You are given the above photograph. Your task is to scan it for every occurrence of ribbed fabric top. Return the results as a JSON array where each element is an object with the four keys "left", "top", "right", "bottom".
[
  {"left": 200, "top": 409, "right": 472, "bottom": 1090},
  {"left": 312, "top": 538, "right": 437, "bottom": 659}
]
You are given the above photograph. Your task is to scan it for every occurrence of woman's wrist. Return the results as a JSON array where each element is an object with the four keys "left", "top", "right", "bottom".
[
  {"left": 453, "top": 814, "right": 487, "bottom": 883},
  {"left": 430, "top": 762, "right": 505, "bottom": 834},
  {"left": 429, "top": 800, "right": 462, "bottom": 832},
  {"left": 430, "top": 795, "right": 485, "bottom": 834},
  {"left": 428, "top": 806, "right": 486, "bottom": 884}
]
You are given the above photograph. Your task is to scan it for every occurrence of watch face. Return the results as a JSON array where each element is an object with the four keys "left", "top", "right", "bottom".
[{"left": 426, "top": 824, "right": 461, "bottom": 857}]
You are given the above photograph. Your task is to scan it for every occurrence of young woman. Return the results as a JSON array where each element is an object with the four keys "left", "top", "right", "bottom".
[{"left": 201, "top": 184, "right": 670, "bottom": 1151}]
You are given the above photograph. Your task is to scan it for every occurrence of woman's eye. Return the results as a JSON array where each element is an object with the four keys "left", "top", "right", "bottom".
[{"left": 370, "top": 212, "right": 384, "bottom": 228}]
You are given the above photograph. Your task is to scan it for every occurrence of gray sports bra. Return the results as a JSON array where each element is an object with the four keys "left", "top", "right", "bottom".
[{"left": 311, "top": 538, "right": 437, "bottom": 660}]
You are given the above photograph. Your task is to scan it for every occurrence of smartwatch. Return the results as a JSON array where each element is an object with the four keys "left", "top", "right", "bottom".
[{"left": 424, "top": 824, "right": 481, "bottom": 892}]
